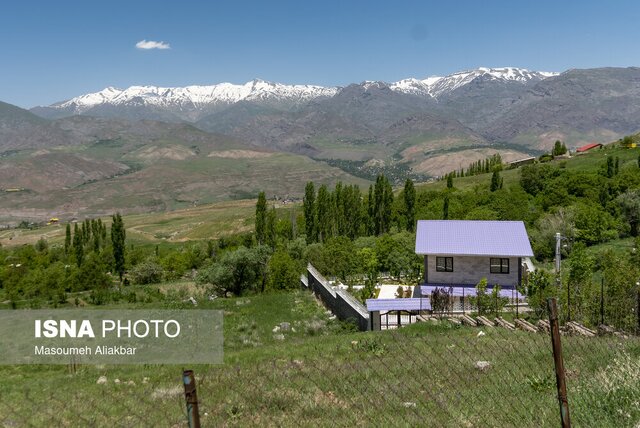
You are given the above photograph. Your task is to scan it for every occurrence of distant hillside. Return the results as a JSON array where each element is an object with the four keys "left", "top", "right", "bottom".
[
  {"left": 481, "top": 67, "right": 640, "bottom": 149},
  {"left": 0, "top": 110, "right": 368, "bottom": 224},
  {"left": 0, "top": 101, "right": 81, "bottom": 151},
  {"left": 29, "top": 67, "right": 640, "bottom": 172}
]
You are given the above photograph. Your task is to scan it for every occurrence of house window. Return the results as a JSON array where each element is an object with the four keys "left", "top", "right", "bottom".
[
  {"left": 490, "top": 258, "right": 510, "bottom": 274},
  {"left": 436, "top": 257, "right": 453, "bottom": 272}
]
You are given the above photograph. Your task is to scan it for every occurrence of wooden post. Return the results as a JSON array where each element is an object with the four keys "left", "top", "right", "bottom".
[
  {"left": 182, "top": 370, "right": 201, "bottom": 428},
  {"left": 548, "top": 298, "right": 571, "bottom": 428}
]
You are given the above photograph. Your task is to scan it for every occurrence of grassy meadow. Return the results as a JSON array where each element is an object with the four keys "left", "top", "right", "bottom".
[{"left": 0, "top": 287, "right": 638, "bottom": 426}]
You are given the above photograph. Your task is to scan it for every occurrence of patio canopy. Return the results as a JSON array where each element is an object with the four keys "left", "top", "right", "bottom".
[{"left": 366, "top": 298, "right": 432, "bottom": 312}]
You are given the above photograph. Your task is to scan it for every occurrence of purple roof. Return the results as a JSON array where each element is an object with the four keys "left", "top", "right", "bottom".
[
  {"left": 415, "top": 220, "right": 534, "bottom": 257},
  {"left": 366, "top": 298, "right": 432, "bottom": 312}
]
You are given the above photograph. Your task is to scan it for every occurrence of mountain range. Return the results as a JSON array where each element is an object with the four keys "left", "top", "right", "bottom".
[{"left": 2, "top": 66, "right": 640, "bottom": 223}]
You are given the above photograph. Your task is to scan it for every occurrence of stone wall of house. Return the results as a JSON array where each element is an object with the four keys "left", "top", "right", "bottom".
[
  {"left": 303, "top": 264, "right": 370, "bottom": 331},
  {"left": 425, "top": 255, "right": 520, "bottom": 287}
]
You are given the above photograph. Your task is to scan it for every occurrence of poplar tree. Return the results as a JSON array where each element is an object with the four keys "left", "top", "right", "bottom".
[
  {"left": 303, "top": 182, "right": 316, "bottom": 243},
  {"left": 255, "top": 191, "right": 267, "bottom": 245},
  {"left": 334, "top": 182, "right": 346, "bottom": 236},
  {"left": 403, "top": 179, "right": 416, "bottom": 232},
  {"left": 266, "top": 207, "right": 277, "bottom": 249},
  {"left": 73, "top": 223, "right": 83, "bottom": 267},
  {"left": 490, "top": 170, "right": 501, "bottom": 192},
  {"left": 316, "top": 184, "right": 332, "bottom": 242},
  {"left": 373, "top": 174, "right": 394, "bottom": 235},
  {"left": 367, "top": 184, "right": 375, "bottom": 236},
  {"left": 111, "top": 213, "right": 126, "bottom": 281},
  {"left": 64, "top": 223, "right": 71, "bottom": 256},
  {"left": 443, "top": 195, "right": 450, "bottom": 220}
]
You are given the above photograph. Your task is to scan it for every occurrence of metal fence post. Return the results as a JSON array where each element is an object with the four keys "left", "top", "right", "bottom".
[
  {"left": 547, "top": 298, "right": 571, "bottom": 428},
  {"left": 183, "top": 369, "right": 201, "bottom": 428}
]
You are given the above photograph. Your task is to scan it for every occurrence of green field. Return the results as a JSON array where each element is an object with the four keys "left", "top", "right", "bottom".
[
  {"left": 0, "top": 198, "right": 276, "bottom": 248},
  {"left": 417, "top": 145, "right": 640, "bottom": 192},
  {"left": 1, "top": 288, "right": 638, "bottom": 427}
]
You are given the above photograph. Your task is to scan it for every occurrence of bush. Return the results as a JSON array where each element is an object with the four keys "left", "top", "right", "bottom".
[{"left": 129, "top": 258, "right": 165, "bottom": 285}]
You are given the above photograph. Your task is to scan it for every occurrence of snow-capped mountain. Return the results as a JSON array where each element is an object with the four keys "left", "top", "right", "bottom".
[
  {"left": 390, "top": 67, "right": 558, "bottom": 98},
  {"left": 49, "top": 79, "right": 339, "bottom": 116},
  {"left": 32, "top": 67, "right": 558, "bottom": 122}
]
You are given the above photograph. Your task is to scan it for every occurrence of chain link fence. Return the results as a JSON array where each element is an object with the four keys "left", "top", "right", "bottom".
[{"left": 1, "top": 299, "right": 639, "bottom": 427}]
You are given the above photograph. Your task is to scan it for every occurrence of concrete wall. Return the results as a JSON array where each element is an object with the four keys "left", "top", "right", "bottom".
[
  {"left": 304, "top": 264, "right": 370, "bottom": 331},
  {"left": 425, "top": 255, "right": 520, "bottom": 287}
]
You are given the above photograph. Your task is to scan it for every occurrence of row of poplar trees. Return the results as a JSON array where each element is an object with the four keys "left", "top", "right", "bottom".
[
  {"left": 301, "top": 174, "right": 416, "bottom": 244},
  {"left": 63, "top": 213, "right": 127, "bottom": 281}
]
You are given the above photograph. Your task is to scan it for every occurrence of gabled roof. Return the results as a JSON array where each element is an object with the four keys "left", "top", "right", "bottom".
[{"left": 415, "top": 220, "right": 534, "bottom": 257}]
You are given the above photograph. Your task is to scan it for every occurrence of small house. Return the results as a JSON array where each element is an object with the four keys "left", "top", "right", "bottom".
[{"left": 415, "top": 220, "right": 534, "bottom": 312}]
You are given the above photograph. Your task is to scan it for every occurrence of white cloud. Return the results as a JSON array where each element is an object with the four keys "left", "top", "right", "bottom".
[{"left": 135, "top": 40, "right": 171, "bottom": 50}]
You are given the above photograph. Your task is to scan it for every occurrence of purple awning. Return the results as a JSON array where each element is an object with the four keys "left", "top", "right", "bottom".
[
  {"left": 415, "top": 220, "right": 534, "bottom": 257},
  {"left": 366, "top": 298, "right": 432, "bottom": 312}
]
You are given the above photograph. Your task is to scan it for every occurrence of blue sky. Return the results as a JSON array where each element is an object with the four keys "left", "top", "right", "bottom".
[{"left": 1, "top": 0, "right": 639, "bottom": 108}]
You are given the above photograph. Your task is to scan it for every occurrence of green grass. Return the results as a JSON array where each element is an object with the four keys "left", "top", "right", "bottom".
[
  {"left": 415, "top": 144, "right": 640, "bottom": 192},
  {"left": 0, "top": 289, "right": 638, "bottom": 426}
]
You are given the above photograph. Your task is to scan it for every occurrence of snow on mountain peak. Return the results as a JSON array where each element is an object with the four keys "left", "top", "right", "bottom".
[
  {"left": 45, "top": 67, "right": 559, "bottom": 115},
  {"left": 391, "top": 67, "right": 558, "bottom": 98},
  {"left": 52, "top": 80, "right": 339, "bottom": 114}
]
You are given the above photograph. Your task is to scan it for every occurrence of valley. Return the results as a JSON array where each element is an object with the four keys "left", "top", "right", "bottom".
[{"left": 3, "top": 66, "right": 640, "bottom": 224}]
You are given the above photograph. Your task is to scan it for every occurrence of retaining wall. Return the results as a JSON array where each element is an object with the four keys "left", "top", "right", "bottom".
[{"left": 303, "top": 264, "right": 370, "bottom": 331}]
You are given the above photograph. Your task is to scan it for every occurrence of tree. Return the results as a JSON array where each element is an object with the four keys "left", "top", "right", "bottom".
[
  {"left": 373, "top": 174, "right": 393, "bottom": 235},
  {"left": 520, "top": 164, "right": 556, "bottom": 196},
  {"left": 403, "top": 179, "right": 416, "bottom": 232},
  {"left": 322, "top": 236, "right": 356, "bottom": 281},
  {"left": 443, "top": 195, "right": 449, "bottom": 220},
  {"left": 316, "top": 184, "right": 333, "bottom": 242},
  {"left": 617, "top": 190, "right": 640, "bottom": 237},
  {"left": 606, "top": 156, "right": 615, "bottom": 178},
  {"left": 130, "top": 258, "right": 165, "bottom": 284},
  {"left": 196, "top": 246, "right": 270, "bottom": 296},
  {"left": 490, "top": 170, "right": 501, "bottom": 192},
  {"left": 303, "top": 182, "right": 316, "bottom": 243},
  {"left": 446, "top": 174, "right": 453, "bottom": 189},
  {"left": 358, "top": 247, "right": 378, "bottom": 301},
  {"left": 255, "top": 191, "right": 267, "bottom": 245},
  {"left": 111, "top": 213, "right": 126, "bottom": 281},
  {"left": 334, "top": 182, "right": 346, "bottom": 236},
  {"left": 526, "top": 270, "right": 556, "bottom": 318},
  {"left": 267, "top": 251, "right": 299, "bottom": 291},
  {"left": 265, "top": 207, "right": 277, "bottom": 249},
  {"left": 64, "top": 223, "right": 71, "bottom": 256},
  {"left": 566, "top": 242, "right": 594, "bottom": 321},
  {"left": 73, "top": 223, "right": 83, "bottom": 267},
  {"left": 366, "top": 185, "right": 375, "bottom": 235},
  {"left": 344, "top": 185, "right": 363, "bottom": 239},
  {"left": 552, "top": 140, "right": 567, "bottom": 156},
  {"left": 470, "top": 278, "right": 492, "bottom": 315}
]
